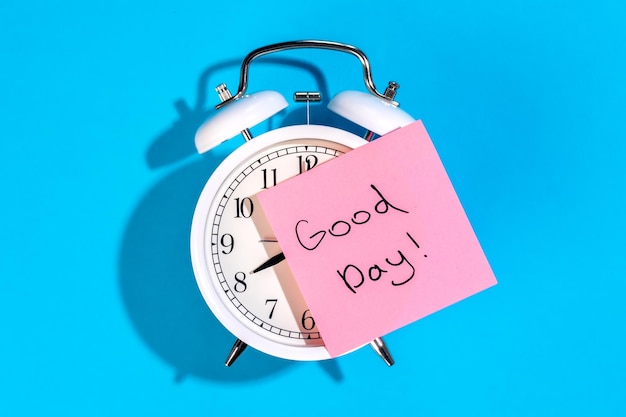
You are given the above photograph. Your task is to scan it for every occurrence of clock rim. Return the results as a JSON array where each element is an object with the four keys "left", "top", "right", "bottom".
[{"left": 190, "top": 124, "right": 367, "bottom": 361}]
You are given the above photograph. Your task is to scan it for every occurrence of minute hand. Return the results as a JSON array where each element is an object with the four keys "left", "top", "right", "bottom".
[{"left": 251, "top": 252, "right": 286, "bottom": 274}]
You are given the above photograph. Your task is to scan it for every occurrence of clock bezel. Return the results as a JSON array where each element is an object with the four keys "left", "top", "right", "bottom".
[{"left": 190, "top": 124, "right": 367, "bottom": 361}]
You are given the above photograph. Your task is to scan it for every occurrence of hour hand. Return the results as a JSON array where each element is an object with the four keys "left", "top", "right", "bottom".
[{"left": 250, "top": 252, "right": 285, "bottom": 274}]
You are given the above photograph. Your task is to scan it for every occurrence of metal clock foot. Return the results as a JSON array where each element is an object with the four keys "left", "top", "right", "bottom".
[
  {"left": 225, "top": 338, "right": 248, "bottom": 367},
  {"left": 370, "top": 337, "right": 394, "bottom": 366}
]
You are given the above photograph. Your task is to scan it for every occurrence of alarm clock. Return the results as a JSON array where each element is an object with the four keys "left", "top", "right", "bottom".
[{"left": 190, "top": 40, "right": 415, "bottom": 366}]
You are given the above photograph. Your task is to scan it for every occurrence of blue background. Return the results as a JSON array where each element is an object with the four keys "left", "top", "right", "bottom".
[{"left": 1, "top": 1, "right": 624, "bottom": 415}]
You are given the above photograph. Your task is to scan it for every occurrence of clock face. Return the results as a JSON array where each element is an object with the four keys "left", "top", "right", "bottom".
[{"left": 191, "top": 125, "right": 366, "bottom": 360}]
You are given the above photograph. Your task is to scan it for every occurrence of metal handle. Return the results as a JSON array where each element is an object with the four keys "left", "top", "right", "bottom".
[{"left": 216, "top": 40, "right": 394, "bottom": 109}]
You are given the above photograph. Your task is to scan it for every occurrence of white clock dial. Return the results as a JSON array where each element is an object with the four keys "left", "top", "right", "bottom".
[{"left": 191, "top": 125, "right": 366, "bottom": 360}]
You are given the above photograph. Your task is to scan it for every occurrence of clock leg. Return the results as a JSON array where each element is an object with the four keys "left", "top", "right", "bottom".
[
  {"left": 370, "top": 337, "right": 394, "bottom": 366},
  {"left": 225, "top": 338, "right": 248, "bottom": 367}
]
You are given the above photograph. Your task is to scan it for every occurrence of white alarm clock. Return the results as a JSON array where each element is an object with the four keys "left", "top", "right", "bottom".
[{"left": 190, "top": 40, "right": 415, "bottom": 366}]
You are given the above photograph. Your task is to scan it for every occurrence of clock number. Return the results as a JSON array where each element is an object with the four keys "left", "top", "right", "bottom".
[
  {"left": 233, "top": 272, "right": 247, "bottom": 293},
  {"left": 261, "top": 168, "right": 277, "bottom": 189},
  {"left": 220, "top": 233, "right": 234, "bottom": 254},
  {"left": 234, "top": 197, "right": 254, "bottom": 218},
  {"left": 265, "top": 298, "right": 278, "bottom": 319},
  {"left": 298, "top": 155, "right": 319, "bottom": 174},
  {"left": 301, "top": 309, "right": 315, "bottom": 330}
]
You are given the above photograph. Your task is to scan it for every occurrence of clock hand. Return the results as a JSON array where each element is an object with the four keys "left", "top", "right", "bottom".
[
  {"left": 250, "top": 252, "right": 286, "bottom": 274},
  {"left": 259, "top": 238, "right": 278, "bottom": 243}
]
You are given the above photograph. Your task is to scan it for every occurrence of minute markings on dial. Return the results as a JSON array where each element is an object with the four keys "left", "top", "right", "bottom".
[{"left": 211, "top": 143, "right": 346, "bottom": 340}]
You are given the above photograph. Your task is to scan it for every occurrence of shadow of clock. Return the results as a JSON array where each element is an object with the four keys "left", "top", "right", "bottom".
[
  {"left": 119, "top": 155, "right": 300, "bottom": 382},
  {"left": 118, "top": 56, "right": 359, "bottom": 383}
]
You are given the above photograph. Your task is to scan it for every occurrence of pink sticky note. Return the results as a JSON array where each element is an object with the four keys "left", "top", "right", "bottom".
[{"left": 258, "top": 120, "right": 497, "bottom": 358}]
